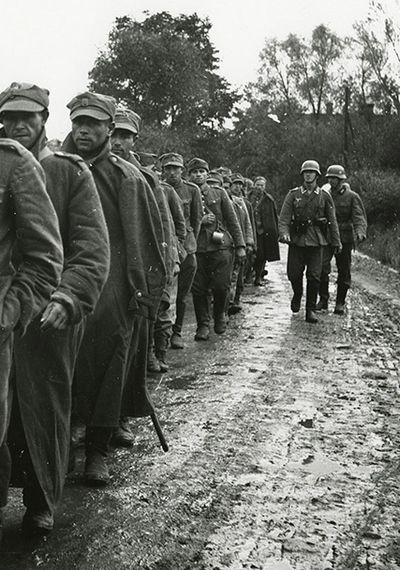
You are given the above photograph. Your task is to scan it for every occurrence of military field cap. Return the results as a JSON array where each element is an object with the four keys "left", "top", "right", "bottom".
[
  {"left": 207, "top": 170, "right": 224, "bottom": 185},
  {"left": 0, "top": 82, "right": 49, "bottom": 114},
  {"left": 114, "top": 107, "right": 141, "bottom": 134},
  {"left": 231, "top": 173, "right": 245, "bottom": 184},
  {"left": 187, "top": 157, "right": 209, "bottom": 172},
  {"left": 160, "top": 152, "right": 184, "bottom": 168},
  {"left": 67, "top": 92, "right": 116, "bottom": 122}
]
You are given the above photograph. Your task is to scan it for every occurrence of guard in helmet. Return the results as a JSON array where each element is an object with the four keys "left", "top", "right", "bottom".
[
  {"left": 316, "top": 165, "right": 367, "bottom": 314},
  {"left": 279, "top": 160, "right": 341, "bottom": 323}
]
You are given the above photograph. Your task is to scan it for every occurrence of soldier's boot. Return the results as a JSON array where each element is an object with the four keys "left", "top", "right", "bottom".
[
  {"left": 213, "top": 290, "right": 228, "bottom": 334},
  {"left": 84, "top": 427, "right": 112, "bottom": 486},
  {"left": 170, "top": 331, "right": 184, "bottom": 349},
  {"left": 334, "top": 284, "right": 349, "bottom": 315},
  {"left": 305, "top": 280, "right": 319, "bottom": 323},
  {"left": 156, "top": 350, "right": 169, "bottom": 372},
  {"left": 254, "top": 262, "right": 264, "bottom": 286},
  {"left": 171, "top": 298, "right": 186, "bottom": 349},
  {"left": 112, "top": 417, "right": 134, "bottom": 448},
  {"left": 290, "top": 280, "right": 303, "bottom": 313},
  {"left": 316, "top": 279, "right": 329, "bottom": 311},
  {"left": 147, "top": 345, "right": 161, "bottom": 373},
  {"left": 193, "top": 295, "right": 210, "bottom": 341},
  {"left": 154, "top": 329, "right": 170, "bottom": 372}
]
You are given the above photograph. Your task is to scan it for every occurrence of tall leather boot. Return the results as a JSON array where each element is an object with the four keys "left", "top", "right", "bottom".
[
  {"left": 213, "top": 290, "right": 228, "bottom": 334},
  {"left": 316, "top": 278, "right": 329, "bottom": 311},
  {"left": 154, "top": 328, "right": 169, "bottom": 372},
  {"left": 334, "top": 284, "right": 349, "bottom": 315},
  {"left": 147, "top": 324, "right": 161, "bottom": 373},
  {"left": 193, "top": 295, "right": 210, "bottom": 341},
  {"left": 84, "top": 427, "right": 112, "bottom": 486},
  {"left": 305, "top": 280, "right": 319, "bottom": 323},
  {"left": 290, "top": 280, "right": 303, "bottom": 313}
]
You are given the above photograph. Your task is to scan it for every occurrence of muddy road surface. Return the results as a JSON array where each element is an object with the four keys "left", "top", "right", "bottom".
[{"left": 2, "top": 250, "right": 400, "bottom": 570}]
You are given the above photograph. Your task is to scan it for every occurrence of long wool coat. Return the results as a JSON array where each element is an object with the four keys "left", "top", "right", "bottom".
[
  {"left": 63, "top": 135, "right": 166, "bottom": 426},
  {"left": 8, "top": 129, "right": 111, "bottom": 515},
  {"left": 0, "top": 139, "right": 63, "bottom": 449}
]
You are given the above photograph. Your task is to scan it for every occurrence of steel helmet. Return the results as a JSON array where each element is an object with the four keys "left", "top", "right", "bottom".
[
  {"left": 300, "top": 160, "right": 321, "bottom": 175},
  {"left": 326, "top": 164, "right": 346, "bottom": 179}
]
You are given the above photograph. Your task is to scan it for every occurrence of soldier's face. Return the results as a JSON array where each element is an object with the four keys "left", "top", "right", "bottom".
[
  {"left": 254, "top": 180, "right": 266, "bottom": 192},
  {"left": 163, "top": 165, "right": 183, "bottom": 185},
  {"left": 327, "top": 176, "right": 340, "bottom": 190},
  {"left": 111, "top": 128, "right": 136, "bottom": 160},
  {"left": 189, "top": 168, "right": 208, "bottom": 186},
  {"left": 1, "top": 111, "right": 46, "bottom": 150},
  {"left": 231, "top": 182, "right": 244, "bottom": 197},
  {"left": 71, "top": 116, "right": 113, "bottom": 156},
  {"left": 303, "top": 170, "right": 317, "bottom": 184}
]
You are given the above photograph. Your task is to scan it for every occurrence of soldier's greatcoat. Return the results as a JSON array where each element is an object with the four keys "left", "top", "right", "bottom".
[
  {"left": 0, "top": 139, "right": 62, "bottom": 507},
  {"left": 7, "top": 129, "right": 110, "bottom": 515},
  {"left": 63, "top": 135, "right": 166, "bottom": 425}
]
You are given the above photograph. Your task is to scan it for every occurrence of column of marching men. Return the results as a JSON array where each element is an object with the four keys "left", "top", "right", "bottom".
[{"left": 0, "top": 84, "right": 367, "bottom": 541}]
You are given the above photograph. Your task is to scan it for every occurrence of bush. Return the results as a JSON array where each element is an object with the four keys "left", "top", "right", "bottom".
[{"left": 349, "top": 168, "right": 400, "bottom": 225}]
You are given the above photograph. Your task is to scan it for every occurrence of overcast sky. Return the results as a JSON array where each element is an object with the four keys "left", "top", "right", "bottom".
[{"left": 0, "top": 0, "right": 377, "bottom": 138}]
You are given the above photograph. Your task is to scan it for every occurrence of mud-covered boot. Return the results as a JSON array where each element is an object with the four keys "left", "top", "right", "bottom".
[
  {"left": 315, "top": 297, "right": 328, "bottom": 311},
  {"left": 316, "top": 278, "right": 329, "bottom": 311},
  {"left": 112, "top": 417, "right": 134, "bottom": 448},
  {"left": 213, "top": 290, "right": 228, "bottom": 334},
  {"left": 290, "top": 280, "right": 303, "bottom": 313},
  {"left": 305, "top": 280, "right": 319, "bottom": 323},
  {"left": 334, "top": 284, "right": 349, "bottom": 315},
  {"left": 193, "top": 295, "right": 210, "bottom": 341},
  {"left": 156, "top": 350, "right": 169, "bottom": 373},
  {"left": 147, "top": 346, "right": 161, "bottom": 373},
  {"left": 170, "top": 331, "right": 184, "bottom": 349}
]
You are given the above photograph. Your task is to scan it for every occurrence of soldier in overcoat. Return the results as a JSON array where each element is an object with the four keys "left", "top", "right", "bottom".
[
  {"left": 189, "top": 158, "right": 245, "bottom": 340},
  {"left": 160, "top": 153, "right": 203, "bottom": 350},
  {"left": 63, "top": 92, "right": 166, "bottom": 485},
  {"left": 0, "top": 137, "right": 63, "bottom": 541},
  {"left": 0, "top": 82, "right": 110, "bottom": 534},
  {"left": 248, "top": 176, "right": 280, "bottom": 285},
  {"left": 279, "top": 160, "right": 341, "bottom": 323},
  {"left": 316, "top": 164, "right": 367, "bottom": 314}
]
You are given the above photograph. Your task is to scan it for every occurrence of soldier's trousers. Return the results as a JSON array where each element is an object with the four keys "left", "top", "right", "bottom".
[
  {"left": 173, "top": 253, "right": 197, "bottom": 334},
  {"left": 192, "top": 250, "right": 234, "bottom": 324},
  {"left": 320, "top": 243, "right": 352, "bottom": 299},
  {"left": 287, "top": 245, "right": 322, "bottom": 310}
]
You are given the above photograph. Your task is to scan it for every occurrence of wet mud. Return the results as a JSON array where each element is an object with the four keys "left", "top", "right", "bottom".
[{"left": 2, "top": 249, "right": 400, "bottom": 569}]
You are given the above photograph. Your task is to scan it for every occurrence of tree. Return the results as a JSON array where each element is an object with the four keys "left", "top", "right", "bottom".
[
  {"left": 88, "top": 12, "right": 239, "bottom": 129},
  {"left": 354, "top": 2, "right": 400, "bottom": 114},
  {"left": 251, "top": 25, "right": 344, "bottom": 119}
]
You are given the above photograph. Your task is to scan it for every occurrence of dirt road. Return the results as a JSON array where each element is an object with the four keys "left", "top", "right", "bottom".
[{"left": 2, "top": 249, "right": 400, "bottom": 569}]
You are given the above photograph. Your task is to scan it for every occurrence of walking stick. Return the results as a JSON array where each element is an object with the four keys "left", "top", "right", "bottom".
[{"left": 150, "top": 409, "right": 169, "bottom": 452}]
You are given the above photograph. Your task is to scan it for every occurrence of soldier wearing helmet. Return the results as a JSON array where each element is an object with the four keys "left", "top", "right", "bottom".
[
  {"left": 278, "top": 160, "right": 341, "bottom": 323},
  {"left": 315, "top": 164, "right": 367, "bottom": 315}
]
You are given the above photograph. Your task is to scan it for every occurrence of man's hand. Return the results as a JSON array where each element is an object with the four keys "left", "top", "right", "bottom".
[
  {"left": 355, "top": 233, "right": 365, "bottom": 244},
  {"left": 236, "top": 246, "right": 246, "bottom": 261},
  {"left": 201, "top": 213, "right": 216, "bottom": 225},
  {"left": 279, "top": 234, "right": 290, "bottom": 244},
  {"left": 40, "top": 301, "right": 69, "bottom": 331},
  {"left": 333, "top": 243, "right": 342, "bottom": 255}
]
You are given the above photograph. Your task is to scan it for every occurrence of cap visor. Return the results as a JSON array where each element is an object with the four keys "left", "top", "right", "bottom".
[
  {"left": 0, "top": 99, "right": 45, "bottom": 113},
  {"left": 114, "top": 122, "right": 138, "bottom": 134},
  {"left": 163, "top": 161, "right": 183, "bottom": 167},
  {"left": 70, "top": 108, "right": 110, "bottom": 121}
]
